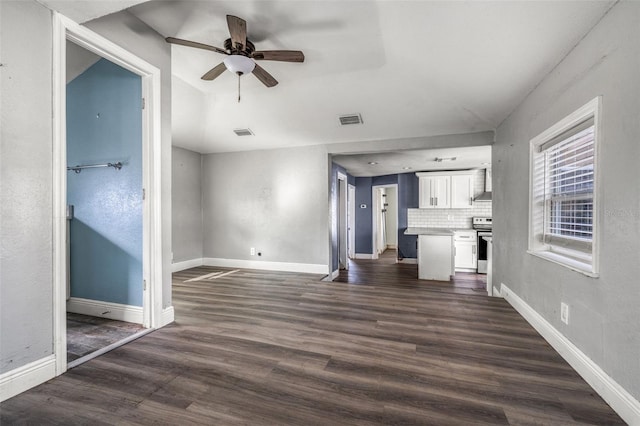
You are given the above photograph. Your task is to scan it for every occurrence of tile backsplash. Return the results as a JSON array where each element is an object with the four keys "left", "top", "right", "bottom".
[{"left": 407, "top": 169, "right": 492, "bottom": 228}]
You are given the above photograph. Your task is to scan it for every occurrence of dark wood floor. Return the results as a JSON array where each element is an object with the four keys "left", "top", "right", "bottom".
[
  {"left": 67, "top": 313, "right": 146, "bottom": 362},
  {"left": 1, "top": 258, "right": 622, "bottom": 424}
]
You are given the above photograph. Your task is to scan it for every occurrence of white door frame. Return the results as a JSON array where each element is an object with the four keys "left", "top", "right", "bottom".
[
  {"left": 337, "top": 172, "right": 348, "bottom": 270},
  {"left": 347, "top": 184, "right": 356, "bottom": 259},
  {"left": 52, "top": 13, "right": 163, "bottom": 376},
  {"left": 371, "top": 184, "right": 398, "bottom": 260}
]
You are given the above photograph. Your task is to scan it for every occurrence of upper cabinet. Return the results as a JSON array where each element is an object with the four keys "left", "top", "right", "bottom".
[
  {"left": 417, "top": 171, "right": 475, "bottom": 209},
  {"left": 419, "top": 175, "right": 450, "bottom": 208}
]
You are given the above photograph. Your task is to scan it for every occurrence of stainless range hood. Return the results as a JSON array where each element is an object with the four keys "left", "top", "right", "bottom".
[{"left": 474, "top": 168, "right": 492, "bottom": 201}]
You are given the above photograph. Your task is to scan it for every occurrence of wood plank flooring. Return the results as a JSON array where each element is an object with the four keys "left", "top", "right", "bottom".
[
  {"left": 67, "top": 313, "right": 146, "bottom": 362},
  {"left": 0, "top": 259, "right": 623, "bottom": 424}
]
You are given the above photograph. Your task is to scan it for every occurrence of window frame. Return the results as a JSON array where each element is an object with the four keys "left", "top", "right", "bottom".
[{"left": 528, "top": 97, "right": 601, "bottom": 277}]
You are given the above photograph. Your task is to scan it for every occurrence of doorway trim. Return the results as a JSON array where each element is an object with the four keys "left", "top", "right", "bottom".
[
  {"left": 348, "top": 184, "right": 356, "bottom": 259},
  {"left": 371, "top": 184, "right": 399, "bottom": 260},
  {"left": 337, "top": 171, "right": 348, "bottom": 271},
  {"left": 52, "top": 13, "right": 163, "bottom": 376}
]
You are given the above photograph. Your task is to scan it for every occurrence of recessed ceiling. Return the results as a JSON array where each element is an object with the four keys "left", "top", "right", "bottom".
[
  {"left": 333, "top": 146, "right": 492, "bottom": 177},
  {"left": 122, "top": 1, "right": 614, "bottom": 154}
]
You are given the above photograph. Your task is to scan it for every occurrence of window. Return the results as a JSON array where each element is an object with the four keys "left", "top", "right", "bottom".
[{"left": 529, "top": 98, "right": 600, "bottom": 276}]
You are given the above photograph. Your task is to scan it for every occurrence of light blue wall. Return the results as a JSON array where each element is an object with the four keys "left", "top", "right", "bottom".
[{"left": 67, "top": 58, "right": 143, "bottom": 307}]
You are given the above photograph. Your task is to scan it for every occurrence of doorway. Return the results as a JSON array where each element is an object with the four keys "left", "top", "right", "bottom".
[
  {"left": 337, "top": 172, "right": 348, "bottom": 270},
  {"left": 348, "top": 184, "right": 356, "bottom": 259},
  {"left": 372, "top": 185, "right": 398, "bottom": 261},
  {"left": 53, "top": 14, "right": 163, "bottom": 376},
  {"left": 65, "top": 40, "right": 148, "bottom": 367}
]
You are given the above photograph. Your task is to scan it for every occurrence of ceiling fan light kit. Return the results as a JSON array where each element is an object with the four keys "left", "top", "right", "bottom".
[
  {"left": 223, "top": 55, "right": 255, "bottom": 75},
  {"left": 165, "top": 14, "right": 304, "bottom": 102}
]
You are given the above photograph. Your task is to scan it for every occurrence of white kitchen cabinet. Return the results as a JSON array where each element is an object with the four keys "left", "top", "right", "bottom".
[
  {"left": 451, "top": 174, "right": 474, "bottom": 208},
  {"left": 454, "top": 230, "right": 478, "bottom": 271},
  {"left": 418, "top": 175, "right": 450, "bottom": 209},
  {"left": 417, "top": 171, "right": 473, "bottom": 209},
  {"left": 418, "top": 234, "right": 454, "bottom": 281}
]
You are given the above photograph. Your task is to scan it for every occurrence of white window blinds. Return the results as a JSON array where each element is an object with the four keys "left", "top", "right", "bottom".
[{"left": 540, "top": 118, "right": 595, "bottom": 253}]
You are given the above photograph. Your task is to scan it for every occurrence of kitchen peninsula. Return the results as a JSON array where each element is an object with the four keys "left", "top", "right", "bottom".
[{"left": 404, "top": 228, "right": 455, "bottom": 281}]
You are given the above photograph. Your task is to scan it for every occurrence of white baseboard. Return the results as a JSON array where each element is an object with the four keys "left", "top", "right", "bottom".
[
  {"left": 0, "top": 355, "right": 56, "bottom": 402},
  {"left": 354, "top": 253, "right": 374, "bottom": 259},
  {"left": 160, "top": 306, "right": 175, "bottom": 326},
  {"left": 202, "top": 258, "right": 327, "bottom": 275},
  {"left": 172, "top": 258, "right": 203, "bottom": 272},
  {"left": 501, "top": 283, "right": 640, "bottom": 425},
  {"left": 67, "top": 297, "right": 143, "bottom": 324},
  {"left": 331, "top": 269, "right": 339, "bottom": 280},
  {"left": 398, "top": 258, "right": 418, "bottom": 264},
  {"left": 386, "top": 244, "right": 397, "bottom": 249}
]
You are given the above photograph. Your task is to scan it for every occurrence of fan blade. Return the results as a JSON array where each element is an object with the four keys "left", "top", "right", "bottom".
[
  {"left": 252, "top": 64, "right": 278, "bottom": 87},
  {"left": 253, "top": 50, "right": 305, "bottom": 63},
  {"left": 201, "top": 62, "right": 227, "bottom": 81},
  {"left": 166, "top": 37, "right": 227, "bottom": 55},
  {"left": 227, "top": 15, "right": 247, "bottom": 50}
]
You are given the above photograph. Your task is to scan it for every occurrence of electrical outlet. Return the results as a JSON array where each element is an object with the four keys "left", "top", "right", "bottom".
[
  {"left": 250, "top": 247, "right": 255, "bottom": 256},
  {"left": 560, "top": 302, "right": 570, "bottom": 324}
]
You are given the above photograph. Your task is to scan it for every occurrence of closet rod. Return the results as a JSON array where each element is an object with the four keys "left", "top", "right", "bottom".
[{"left": 67, "top": 162, "right": 123, "bottom": 174}]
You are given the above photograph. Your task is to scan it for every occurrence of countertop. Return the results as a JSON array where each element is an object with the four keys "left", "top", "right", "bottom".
[{"left": 404, "top": 227, "right": 474, "bottom": 236}]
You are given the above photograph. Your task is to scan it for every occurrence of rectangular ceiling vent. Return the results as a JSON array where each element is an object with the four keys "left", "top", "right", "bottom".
[
  {"left": 233, "top": 128, "right": 254, "bottom": 136},
  {"left": 339, "top": 114, "right": 363, "bottom": 126}
]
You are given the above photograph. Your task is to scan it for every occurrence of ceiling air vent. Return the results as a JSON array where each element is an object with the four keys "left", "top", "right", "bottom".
[
  {"left": 233, "top": 128, "right": 254, "bottom": 136},
  {"left": 339, "top": 114, "right": 363, "bottom": 126}
]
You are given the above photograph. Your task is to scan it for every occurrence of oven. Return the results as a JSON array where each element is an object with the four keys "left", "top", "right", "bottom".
[{"left": 472, "top": 217, "right": 492, "bottom": 274}]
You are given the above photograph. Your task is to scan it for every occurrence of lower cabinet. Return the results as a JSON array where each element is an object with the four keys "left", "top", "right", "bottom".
[
  {"left": 454, "top": 231, "right": 477, "bottom": 271},
  {"left": 418, "top": 235, "right": 454, "bottom": 281}
]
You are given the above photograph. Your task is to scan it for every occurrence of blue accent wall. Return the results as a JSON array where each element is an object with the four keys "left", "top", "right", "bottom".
[
  {"left": 67, "top": 58, "right": 143, "bottom": 306},
  {"left": 353, "top": 173, "right": 419, "bottom": 257},
  {"left": 372, "top": 174, "right": 398, "bottom": 186},
  {"left": 354, "top": 177, "right": 373, "bottom": 254},
  {"left": 398, "top": 172, "right": 419, "bottom": 259}
]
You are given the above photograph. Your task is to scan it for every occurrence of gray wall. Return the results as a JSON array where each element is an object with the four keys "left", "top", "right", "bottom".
[
  {"left": 0, "top": 0, "right": 54, "bottom": 373},
  {"left": 172, "top": 147, "right": 203, "bottom": 263},
  {"left": 0, "top": 2, "right": 174, "bottom": 375},
  {"left": 202, "top": 145, "right": 329, "bottom": 267},
  {"left": 86, "top": 11, "right": 173, "bottom": 308},
  {"left": 493, "top": 1, "right": 640, "bottom": 401}
]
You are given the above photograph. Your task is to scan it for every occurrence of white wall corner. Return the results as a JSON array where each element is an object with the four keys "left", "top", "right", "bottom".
[
  {"left": 203, "top": 258, "right": 327, "bottom": 275},
  {"left": 160, "top": 306, "right": 175, "bottom": 327},
  {"left": 67, "top": 298, "right": 143, "bottom": 324},
  {"left": 171, "top": 258, "right": 204, "bottom": 272},
  {"left": 331, "top": 269, "right": 340, "bottom": 280},
  {"left": 0, "top": 355, "right": 56, "bottom": 402},
  {"left": 500, "top": 283, "right": 640, "bottom": 425}
]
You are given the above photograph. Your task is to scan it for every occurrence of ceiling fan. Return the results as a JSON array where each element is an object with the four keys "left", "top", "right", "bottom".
[{"left": 166, "top": 15, "right": 305, "bottom": 100}]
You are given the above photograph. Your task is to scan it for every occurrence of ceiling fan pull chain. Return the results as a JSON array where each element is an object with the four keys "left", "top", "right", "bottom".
[{"left": 238, "top": 73, "right": 241, "bottom": 103}]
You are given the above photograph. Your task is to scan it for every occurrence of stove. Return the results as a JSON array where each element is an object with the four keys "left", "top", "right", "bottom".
[{"left": 472, "top": 217, "right": 492, "bottom": 274}]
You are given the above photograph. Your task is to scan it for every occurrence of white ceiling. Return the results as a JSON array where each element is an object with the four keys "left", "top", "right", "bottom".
[
  {"left": 40, "top": 0, "right": 148, "bottom": 23},
  {"left": 333, "top": 146, "right": 492, "bottom": 177},
  {"left": 46, "top": 1, "right": 613, "bottom": 156},
  {"left": 123, "top": 0, "right": 613, "bottom": 154}
]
